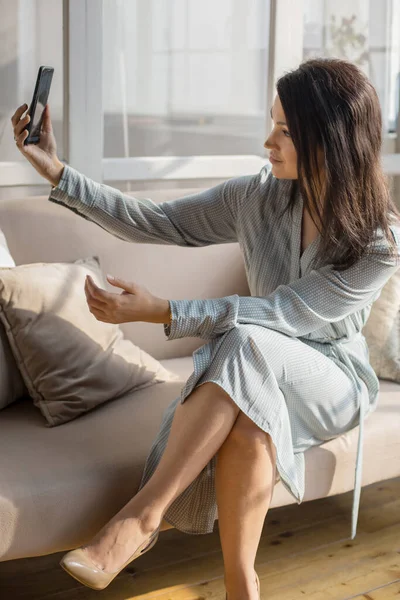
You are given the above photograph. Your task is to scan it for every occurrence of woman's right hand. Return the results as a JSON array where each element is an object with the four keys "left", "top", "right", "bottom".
[{"left": 11, "top": 103, "right": 65, "bottom": 187}]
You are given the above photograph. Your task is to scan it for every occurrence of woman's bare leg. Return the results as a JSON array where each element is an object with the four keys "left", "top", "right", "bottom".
[
  {"left": 82, "top": 382, "right": 242, "bottom": 572},
  {"left": 216, "top": 412, "right": 277, "bottom": 600}
]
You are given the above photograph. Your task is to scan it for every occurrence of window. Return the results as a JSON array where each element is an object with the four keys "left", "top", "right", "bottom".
[
  {"left": 303, "top": 0, "right": 400, "bottom": 139},
  {"left": 102, "top": 0, "right": 271, "bottom": 159},
  {"left": 2, "top": 0, "right": 398, "bottom": 190}
]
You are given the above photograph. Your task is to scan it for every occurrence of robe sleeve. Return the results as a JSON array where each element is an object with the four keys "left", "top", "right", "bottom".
[
  {"left": 49, "top": 163, "right": 260, "bottom": 247},
  {"left": 164, "top": 234, "right": 400, "bottom": 340}
]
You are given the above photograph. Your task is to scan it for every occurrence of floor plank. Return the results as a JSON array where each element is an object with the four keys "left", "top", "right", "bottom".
[{"left": 352, "top": 580, "right": 400, "bottom": 599}]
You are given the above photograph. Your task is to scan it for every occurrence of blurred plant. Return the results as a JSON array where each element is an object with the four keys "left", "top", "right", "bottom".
[{"left": 328, "top": 14, "right": 369, "bottom": 66}]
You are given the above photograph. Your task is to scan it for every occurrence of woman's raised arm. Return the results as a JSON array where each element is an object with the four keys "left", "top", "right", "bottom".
[
  {"left": 49, "top": 163, "right": 260, "bottom": 247},
  {"left": 11, "top": 102, "right": 262, "bottom": 247}
]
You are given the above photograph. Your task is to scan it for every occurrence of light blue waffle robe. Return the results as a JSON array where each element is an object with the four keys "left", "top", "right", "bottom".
[{"left": 49, "top": 163, "right": 400, "bottom": 539}]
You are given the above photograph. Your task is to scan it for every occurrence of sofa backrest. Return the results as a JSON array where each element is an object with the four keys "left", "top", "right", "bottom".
[{"left": 0, "top": 187, "right": 250, "bottom": 360}]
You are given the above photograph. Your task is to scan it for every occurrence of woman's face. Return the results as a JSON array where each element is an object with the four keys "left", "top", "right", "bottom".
[{"left": 264, "top": 95, "right": 298, "bottom": 179}]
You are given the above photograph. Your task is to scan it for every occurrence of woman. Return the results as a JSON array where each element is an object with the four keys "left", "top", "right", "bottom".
[{"left": 12, "top": 57, "right": 400, "bottom": 597}]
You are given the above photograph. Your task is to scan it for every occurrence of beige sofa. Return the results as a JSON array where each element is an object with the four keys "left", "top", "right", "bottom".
[{"left": 0, "top": 186, "right": 399, "bottom": 563}]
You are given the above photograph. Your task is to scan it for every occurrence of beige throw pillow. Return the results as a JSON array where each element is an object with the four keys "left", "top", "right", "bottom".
[
  {"left": 0, "top": 257, "right": 179, "bottom": 426},
  {"left": 362, "top": 268, "right": 400, "bottom": 382}
]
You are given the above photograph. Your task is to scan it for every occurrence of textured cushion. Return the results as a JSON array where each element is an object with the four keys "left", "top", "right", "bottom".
[
  {"left": 0, "top": 257, "right": 179, "bottom": 426},
  {"left": 0, "top": 322, "right": 27, "bottom": 410},
  {"left": 362, "top": 269, "right": 400, "bottom": 382}
]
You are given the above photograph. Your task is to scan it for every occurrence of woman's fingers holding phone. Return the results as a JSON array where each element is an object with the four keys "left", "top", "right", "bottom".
[
  {"left": 11, "top": 104, "right": 30, "bottom": 141},
  {"left": 11, "top": 103, "right": 55, "bottom": 150},
  {"left": 12, "top": 105, "right": 32, "bottom": 150},
  {"left": 13, "top": 114, "right": 30, "bottom": 140},
  {"left": 14, "top": 129, "right": 29, "bottom": 148},
  {"left": 11, "top": 104, "right": 28, "bottom": 128}
]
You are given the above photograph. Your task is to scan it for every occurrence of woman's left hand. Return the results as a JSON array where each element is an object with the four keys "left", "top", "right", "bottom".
[{"left": 84, "top": 274, "right": 170, "bottom": 325}]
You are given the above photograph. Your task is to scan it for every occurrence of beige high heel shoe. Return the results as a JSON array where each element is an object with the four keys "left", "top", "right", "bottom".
[
  {"left": 59, "top": 526, "right": 160, "bottom": 591},
  {"left": 226, "top": 571, "right": 260, "bottom": 599}
]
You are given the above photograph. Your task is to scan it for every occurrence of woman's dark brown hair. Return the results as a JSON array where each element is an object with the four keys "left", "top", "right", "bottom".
[{"left": 276, "top": 57, "right": 400, "bottom": 271}]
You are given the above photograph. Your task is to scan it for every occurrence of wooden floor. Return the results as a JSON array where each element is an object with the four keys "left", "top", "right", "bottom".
[{"left": 1, "top": 476, "right": 399, "bottom": 600}]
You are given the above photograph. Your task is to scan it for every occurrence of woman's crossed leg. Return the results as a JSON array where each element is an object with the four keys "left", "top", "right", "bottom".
[{"left": 80, "top": 381, "right": 275, "bottom": 599}]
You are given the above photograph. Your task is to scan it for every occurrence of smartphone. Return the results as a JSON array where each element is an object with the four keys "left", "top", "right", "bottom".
[{"left": 24, "top": 66, "right": 54, "bottom": 145}]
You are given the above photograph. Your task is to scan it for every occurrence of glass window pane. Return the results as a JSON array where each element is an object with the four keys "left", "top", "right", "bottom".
[
  {"left": 0, "top": 0, "right": 64, "bottom": 162},
  {"left": 303, "top": 0, "right": 400, "bottom": 137},
  {"left": 103, "top": 0, "right": 270, "bottom": 158}
]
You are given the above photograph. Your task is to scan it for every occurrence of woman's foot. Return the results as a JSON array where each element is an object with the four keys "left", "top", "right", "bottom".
[{"left": 81, "top": 507, "right": 160, "bottom": 573}]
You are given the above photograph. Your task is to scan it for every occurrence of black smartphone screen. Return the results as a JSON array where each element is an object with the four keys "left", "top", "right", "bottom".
[{"left": 25, "top": 66, "right": 54, "bottom": 145}]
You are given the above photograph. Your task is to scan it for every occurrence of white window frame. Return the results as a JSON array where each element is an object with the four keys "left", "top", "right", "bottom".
[
  {"left": 97, "top": 0, "right": 274, "bottom": 182},
  {"left": 0, "top": 0, "right": 399, "bottom": 188},
  {"left": 66, "top": 0, "right": 104, "bottom": 181}
]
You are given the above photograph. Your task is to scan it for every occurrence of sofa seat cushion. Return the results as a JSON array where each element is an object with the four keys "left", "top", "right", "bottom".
[
  {"left": 0, "top": 377, "right": 187, "bottom": 562},
  {"left": 0, "top": 352, "right": 399, "bottom": 561}
]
